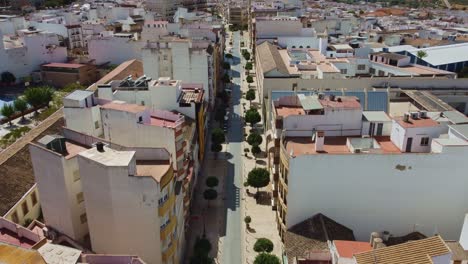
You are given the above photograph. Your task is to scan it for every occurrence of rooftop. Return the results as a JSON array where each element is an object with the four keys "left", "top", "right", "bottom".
[
  {"left": 101, "top": 101, "right": 147, "bottom": 114},
  {"left": 37, "top": 243, "right": 81, "bottom": 264},
  {"left": 450, "top": 124, "right": 468, "bottom": 140},
  {"left": 395, "top": 116, "right": 440, "bottom": 128},
  {"left": 64, "top": 90, "right": 94, "bottom": 101},
  {"left": 354, "top": 236, "right": 450, "bottom": 264},
  {"left": 334, "top": 241, "right": 372, "bottom": 258},
  {"left": 372, "top": 52, "right": 407, "bottom": 61},
  {"left": 0, "top": 243, "right": 46, "bottom": 264},
  {"left": 284, "top": 213, "right": 355, "bottom": 263},
  {"left": 135, "top": 160, "right": 171, "bottom": 183},
  {"left": 42, "top": 63, "right": 85, "bottom": 69},
  {"left": 284, "top": 136, "right": 401, "bottom": 156},
  {"left": 178, "top": 88, "right": 204, "bottom": 104},
  {"left": 445, "top": 241, "right": 468, "bottom": 261},
  {"left": 81, "top": 254, "right": 146, "bottom": 264},
  {"left": 407, "top": 43, "right": 468, "bottom": 66},
  {"left": 79, "top": 146, "right": 134, "bottom": 167},
  {"left": 319, "top": 96, "right": 361, "bottom": 110},
  {"left": 362, "top": 111, "right": 391, "bottom": 122}
]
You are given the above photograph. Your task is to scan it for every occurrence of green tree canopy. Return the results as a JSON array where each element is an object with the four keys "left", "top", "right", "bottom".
[
  {"left": 223, "top": 62, "right": 231, "bottom": 70},
  {"left": 246, "top": 75, "right": 254, "bottom": 83},
  {"left": 225, "top": 53, "right": 233, "bottom": 59},
  {"left": 245, "top": 62, "right": 253, "bottom": 70},
  {"left": 203, "top": 189, "right": 218, "bottom": 207},
  {"left": 248, "top": 168, "right": 270, "bottom": 193},
  {"left": 206, "top": 177, "right": 219, "bottom": 188},
  {"left": 211, "top": 128, "right": 225, "bottom": 144},
  {"left": 13, "top": 98, "right": 28, "bottom": 122},
  {"left": 211, "top": 143, "right": 222, "bottom": 153},
  {"left": 254, "top": 238, "right": 274, "bottom": 253},
  {"left": 245, "top": 108, "right": 261, "bottom": 126},
  {"left": 1, "top": 71, "right": 16, "bottom": 83},
  {"left": 254, "top": 253, "right": 281, "bottom": 264},
  {"left": 62, "top": 83, "right": 86, "bottom": 93},
  {"left": 247, "top": 132, "right": 262, "bottom": 146},
  {"left": 246, "top": 89, "right": 256, "bottom": 104},
  {"left": 24, "top": 86, "right": 54, "bottom": 113},
  {"left": 251, "top": 144, "right": 261, "bottom": 155},
  {"left": 1, "top": 104, "right": 16, "bottom": 126}
]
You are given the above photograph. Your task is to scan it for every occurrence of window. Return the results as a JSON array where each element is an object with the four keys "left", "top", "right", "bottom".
[
  {"left": 138, "top": 116, "right": 143, "bottom": 123},
  {"left": 357, "top": 64, "right": 366, "bottom": 70},
  {"left": 80, "top": 213, "right": 87, "bottom": 224},
  {"left": 76, "top": 192, "right": 84, "bottom": 203},
  {"left": 31, "top": 191, "right": 38, "bottom": 206},
  {"left": 420, "top": 137, "right": 430, "bottom": 146},
  {"left": 73, "top": 170, "right": 80, "bottom": 182},
  {"left": 21, "top": 201, "right": 29, "bottom": 216},
  {"left": 163, "top": 55, "right": 168, "bottom": 60},
  {"left": 11, "top": 211, "right": 19, "bottom": 223},
  {"left": 340, "top": 69, "right": 347, "bottom": 74},
  {"left": 94, "top": 121, "right": 100, "bottom": 129}
]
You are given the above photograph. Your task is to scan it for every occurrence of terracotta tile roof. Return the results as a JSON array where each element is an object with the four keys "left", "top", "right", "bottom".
[
  {"left": 257, "top": 42, "right": 289, "bottom": 75},
  {"left": 334, "top": 241, "right": 372, "bottom": 258},
  {"left": 319, "top": 96, "right": 361, "bottom": 110},
  {"left": 354, "top": 236, "right": 450, "bottom": 264},
  {"left": 42, "top": 63, "right": 85, "bottom": 69},
  {"left": 284, "top": 213, "right": 355, "bottom": 262},
  {"left": 0, "top": 243, "right": 46, "bottom": 264},
  {"left": 395, "top": 117, "right": 440, "bottom": 128}
]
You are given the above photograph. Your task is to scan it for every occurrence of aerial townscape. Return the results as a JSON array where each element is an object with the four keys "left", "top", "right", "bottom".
[{"left": 1, "top": 0, "right": 468, "bottom": 263}]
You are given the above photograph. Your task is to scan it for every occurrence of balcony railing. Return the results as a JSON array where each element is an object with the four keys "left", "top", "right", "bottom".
[
  {"left": 158, "top": 193, "right": 175, "bottom": 217},
  {"left": 160, "top": 215, "right": 177, "bottom": 241},
  {"left": 162, "top": 238, "right": 178, "bottom": 262}
]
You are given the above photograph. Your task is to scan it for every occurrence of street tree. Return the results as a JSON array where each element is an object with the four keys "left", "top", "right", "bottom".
[
  {"left": 251, "top": 144, "right": 261, "bottom": 155},
  {"left": 254, "top": 253, "right": 281, "bottom": 264},
  {"left": 225, "top": 53, "right": 233, "bottom": 59},
  {"left": 211, "top": 128, "right": 225, "bottom": 144},
  {"left": 246, "top": 89, "right": 256, "bottom": 105},
  {"left": 254, "top": 238, "right": 274, "bottom": 253},
  {"left": 247, "top": 168, "right": 270, "bottom": 195},
  {"left": 24, "top": 86, "right": 54, "bottom": 113},
  {"left": 223, "top": 62, "right": 231, "bottom": 70},
  {"left": 203, "top": 189, "right": 218, "bottom": 207},
  {"left": 242, "top": 50, "right": 251, "bottom": 61},
  {"left": 247, "top": 132, "right": 262, "bottom": 146},
  {"left": 1, "top": 71, "right": 16, "bottom": 83},
  {"left": 206, "top": 177, "right": 219, "bottom": 188},
  {"left": 214, "top": 108, "right": 226, "bottom": 123},
  {"left": 245, "top": 62, "right": 253, "bottom": 71},
  {"left": 13, "top": 98, "right": 28, "bottom": 122},
  {"left": 244, "top": 216, "right": 252, "bottom": 229},
  {"left": 245, "top": 108, "right": 261, "bottom": 126},
  {"left": 246, "top": 75, "right": 254, "bottom": 83},
  {"left": 1, "top": 104, "right": 16, "bottom": 126},
  {"left": 222, "top": 73, "right": 231, "bottom": 83}
]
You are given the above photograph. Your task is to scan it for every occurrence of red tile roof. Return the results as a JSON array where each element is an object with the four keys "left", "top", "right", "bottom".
[
  {"left": 42, "top": 63, "right": 85, "bottom": 69},
  {"left": 395, "top": 117, "right": 440, "bottom": 128},
  {"left": 319, "top": 96, "right": 361, "bottom": 110},
  {"left": 334, "top": 240, "right": 372, "bottom": 258}
]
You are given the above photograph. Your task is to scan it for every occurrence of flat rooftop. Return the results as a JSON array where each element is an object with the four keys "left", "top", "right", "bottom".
[
  {"left": 101, "top": 101, "right": 147, "bottom": 114},
  {"left": 285, "top": 136, "right": 401, "bottom": 156},
  {"left": 395, "top": 116, "right": 440, "bottom": 128},
  {"left": 0, "top": 228, "right": 38, "bottom": 249},
  {"left": 276, "top": 106, "right": 305, "bottom": 118},
  {"left": 135, "top": 160, "right": 171, "bottom": 183}
]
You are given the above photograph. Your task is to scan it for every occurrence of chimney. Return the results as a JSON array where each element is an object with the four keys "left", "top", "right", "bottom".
[
  {"left": 96, "top": 142, "right": 105, "bottom": 152},
  {"left": 403, "top": 113, "right": 410, "bottom": 123},
  {"left": 372, "top": 237, "right": 384, "bottom": 249},
  {"left": 315, "top": 131, "right": 325, "bottom": 152}
]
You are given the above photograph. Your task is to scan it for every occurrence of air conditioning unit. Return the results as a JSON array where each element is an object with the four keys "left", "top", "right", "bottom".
[
  {"left": 410, "top": 112, "right": 419, "bottom": 120},
  {"left": 354, "top": 148, "right": 362, "bottom": 153},
  {"left": 419, "top": 111, "right": 428, "bottom": 118}
]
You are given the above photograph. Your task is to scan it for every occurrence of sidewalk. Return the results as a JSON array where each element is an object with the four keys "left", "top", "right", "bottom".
[{"left": 238, "top": 32, "right": 283, "bottom": 263}]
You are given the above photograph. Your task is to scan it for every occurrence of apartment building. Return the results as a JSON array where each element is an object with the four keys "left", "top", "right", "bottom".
[
  {"left": 142, "top": 39, "right": 216, "bottom": 108},
  {"left": 29, "top": 135, "right": 89, "bottom": 243},
  {"left": 228, "top": 4, "right": 248, "bottom": 28},
  {"left": 145, "top": 0, "right": 180, "bottom": 18},
  {"left": 78, "top": 144, "right": 180, "bottom": 264},
  {"left": 30, "top": 96, "right": 187, "bottom": 263},
  {"left": 0, "top": 30, "right": 67, "bottom": 79},
  {"left": 268, "top": 93, "right": 468, "bottom": 241}
]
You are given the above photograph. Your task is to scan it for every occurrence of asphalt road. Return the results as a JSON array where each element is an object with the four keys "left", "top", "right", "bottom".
[{"left": 221, "top": 30, "right": 244, "bottom": 264}]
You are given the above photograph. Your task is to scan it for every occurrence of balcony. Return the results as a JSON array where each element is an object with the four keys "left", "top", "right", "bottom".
[
  {"left": 162, "top": 238, "right": 178, "bottom": 262},
  {"left": 159, "top": 193, "right": 175, "bottom": 217},
  {"left": 160, "top": 167, "right": 174, "bottom": 190},
  {"left": 160, "top": 215, "right": 177, "bottom": 241}
]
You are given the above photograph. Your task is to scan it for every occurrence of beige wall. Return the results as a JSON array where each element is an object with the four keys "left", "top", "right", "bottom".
[{"left": 3, "top": 184, "right": 41, "bottom": 227}]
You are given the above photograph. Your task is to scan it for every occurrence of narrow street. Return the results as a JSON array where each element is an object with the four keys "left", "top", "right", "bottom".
[{"left": 221, "top": 30, "right": 244, "bottom": 264}]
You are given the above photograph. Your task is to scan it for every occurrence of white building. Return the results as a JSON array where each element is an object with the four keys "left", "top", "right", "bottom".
[
  {"left": 142, "top": 39, "right": 214, "bottom": 107},
  {"left": 29, "top": 135, "right": 89, "bottom": 242},
  {"left": 270, "top": 94, "right": 468, "bottom": 241},
  {"left": 87, "top": 35, "right": 143, "bottom": 64},
  {"left": 0, "top": 31, "right": 67, "bottom": 79}
]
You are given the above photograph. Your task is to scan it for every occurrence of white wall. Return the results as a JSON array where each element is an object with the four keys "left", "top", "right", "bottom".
[
  {"left": 283, "top": 108, "right": 363, "bottom": 137},
  {"left": 78, "top": 151, "right": 163, "bottom": 264},
  {"left": 256, "top": 19, "right": 303, "bottom": 38},
  {"left": 29, "top": 144, "right": 88, "bottom": 242},
  {"left": 286, "top": 146, "right": 468, "bottom": 241},
  {"left": 390, "top": 121, "right": 442, "bottom": 153},
  {"left": 64, "top": 106, "right": 103, "bottom": 138},
  {"left": 88, "top": 37, "right": 143, "bottom": 64}
]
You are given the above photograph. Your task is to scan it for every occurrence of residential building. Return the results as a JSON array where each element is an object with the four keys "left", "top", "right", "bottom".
[
  {"left": 41, "top": 62, "right": 99, "bottom": 87},
  {"left": 142, "top": 38, "right": 216, "bottom": 107},
  {"left": 29, "top": 135, "right": 90, "bottom": 243},
  {"left": 228, "top": 4, "right": 248, "bottom": 28},
  {"left": 330, "top": 241, "right": 372, "bottom": 264},
  {"left": 78, "top": 144, "right": 180, "bottom": 264},
  {"left": 354, "top": 236, "right": 451, "bottom": 264},
  {"left": 0, "top": 30, "right": 67, "bottom": 79},
  {"left": 269, "top": 93, "right": 468, "bottom": 241},
  {"left": 401, "top": 43, "right": 468, "bottom": 73},
  {"left": 145, "top": 0, "right": 181, "bottom": 18}
]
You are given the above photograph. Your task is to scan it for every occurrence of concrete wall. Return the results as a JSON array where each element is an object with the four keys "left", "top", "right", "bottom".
[
  {"left": 3, "top": 185, "right": 41, "bottom": 227},
  {"left": 78, "top": 153, "right": 163, "bottom": 264},
  {"left": 88, "top": 37, "right": 143, "bottom": 65},
  {"left": 256, "top": 19, "right": 303, "bottom": 38},
  {"left": 390, "top": 121, "right": 443, "bottom": 153},
  {"left": 29, "top": 144, "right": 88, "bottom": 242},
  {"left": 64, "top": 106, "right": 103, "bottom": 138},
  {"left": 286, "top": 145, "right": 468, "bottom": 241}
]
